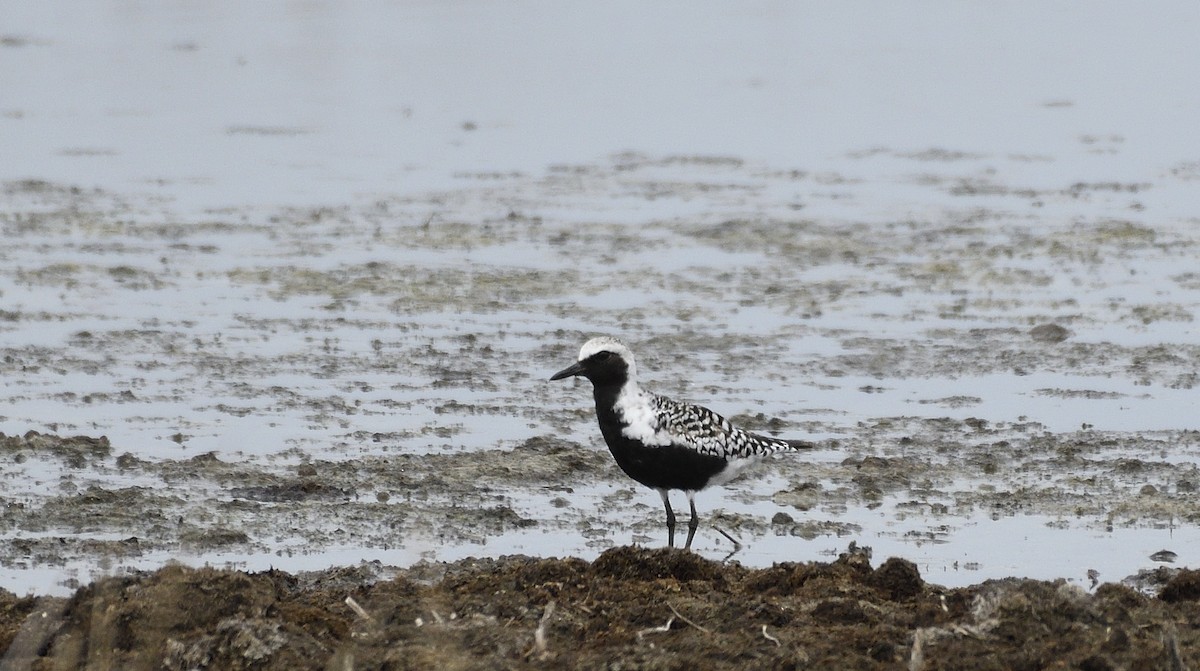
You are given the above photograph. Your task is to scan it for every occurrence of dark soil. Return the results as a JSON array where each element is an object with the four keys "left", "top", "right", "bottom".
[{"left": 3, "top": 546, "right": 1198, "bottom": 670}]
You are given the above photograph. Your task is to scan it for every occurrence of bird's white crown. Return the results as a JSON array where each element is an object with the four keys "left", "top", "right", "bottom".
[{"left": 578, "top": 336, "right": 638, "bottom": 379}]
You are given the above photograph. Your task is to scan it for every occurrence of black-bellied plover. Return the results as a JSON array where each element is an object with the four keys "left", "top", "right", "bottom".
[{"left": 550, "top": 336, "right": 812, "bottom": 550}]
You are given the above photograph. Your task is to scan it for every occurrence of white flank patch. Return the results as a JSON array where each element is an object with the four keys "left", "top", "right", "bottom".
[{"left": 705, "top": 455, "right": 762, "bottom": 487}]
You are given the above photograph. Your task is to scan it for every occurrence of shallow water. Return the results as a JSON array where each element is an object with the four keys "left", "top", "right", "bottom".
[{"left": 2, "top": 3, "right": 1199, "bottom": 596}]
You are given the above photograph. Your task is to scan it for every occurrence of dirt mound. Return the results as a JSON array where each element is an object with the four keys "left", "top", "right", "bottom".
[{"left": 3, "top": 548, "right": 1200, "bottom": 670}]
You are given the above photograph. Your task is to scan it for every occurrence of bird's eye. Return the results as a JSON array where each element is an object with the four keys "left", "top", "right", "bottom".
[{"left": 595, "top": 351, "right": 612, "bottom": 361}]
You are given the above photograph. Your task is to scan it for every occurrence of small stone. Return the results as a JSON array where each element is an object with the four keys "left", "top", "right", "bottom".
[
  {"left": 1030, "top": 323, "right": 1071, "bottom": 343},
  {"left": 1150, "top": 549, "right": 1178, "bottom": 563}
]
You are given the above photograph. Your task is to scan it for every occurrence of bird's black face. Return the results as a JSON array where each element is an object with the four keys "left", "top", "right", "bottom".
[{"left": 550, "top": 349, "right": 628, "bottom": 386}]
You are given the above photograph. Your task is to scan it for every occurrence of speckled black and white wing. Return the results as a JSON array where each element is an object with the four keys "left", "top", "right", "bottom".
[{"left": 650, "top": 394, "right": 795, "bottom": 460}]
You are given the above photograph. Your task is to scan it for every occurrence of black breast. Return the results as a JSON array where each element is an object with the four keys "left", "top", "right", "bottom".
[{"left": 592, "top": 384, "right": 728, "bottom": 492}]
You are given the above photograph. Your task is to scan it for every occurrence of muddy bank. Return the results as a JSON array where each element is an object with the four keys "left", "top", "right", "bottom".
[{"left": 3, "top": 546, "right": 1199, "bottom": 670}]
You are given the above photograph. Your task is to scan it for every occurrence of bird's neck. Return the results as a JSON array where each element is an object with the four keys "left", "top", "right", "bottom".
[{"left": 593, "top": 380, "right": 644, "bottom": 426}]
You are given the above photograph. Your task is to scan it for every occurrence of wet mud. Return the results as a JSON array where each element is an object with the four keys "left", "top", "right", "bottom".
[
  {"left": 4, "top": 546, "right": 1200, "bottom": 670},
  {"left": 3, "top": 423, "right": 1198, "bottom": 598},
  {"left": 3, "top": 152, "right": 1200, "bottom": 665}
]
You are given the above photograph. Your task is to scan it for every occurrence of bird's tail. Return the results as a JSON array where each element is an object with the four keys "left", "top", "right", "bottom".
[{"left": 784, "top": 439, "right": 817, "bottom": 450}]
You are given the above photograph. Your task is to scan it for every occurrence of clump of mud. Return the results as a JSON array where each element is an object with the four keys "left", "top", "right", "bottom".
[
  {"left": 0, "top": 431, "right": 111, "bottom": 469},
  {"left": 3, "top": 547, "right": 1198, "bottom": 670}
]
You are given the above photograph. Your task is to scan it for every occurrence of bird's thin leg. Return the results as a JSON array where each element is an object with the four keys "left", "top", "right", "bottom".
[
  {"left": 658, "top": 489, "right": 676, "bottom": 548},
  {"left": 684, "top": 491, "right": 699, "bottom": 551}
]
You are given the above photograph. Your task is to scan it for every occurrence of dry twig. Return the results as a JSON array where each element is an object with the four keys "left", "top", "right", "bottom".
[
  {"left": 637, "top": 616, "right": 676, "bottom": 640},
  {"left": 761, "top": 625, "right": 781, "bottom": 647},
  {"left": 667, "top": 602, "right": 711, "bottom": 634},
  {"left": 344, "top": 596, "right": 373, "bottom": 622},
  {"left": 532, "top": 601, "right": 556, "bottom": 659},
  {"left": 713, "top": 526, "right": 743, "bottom": 551}
]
